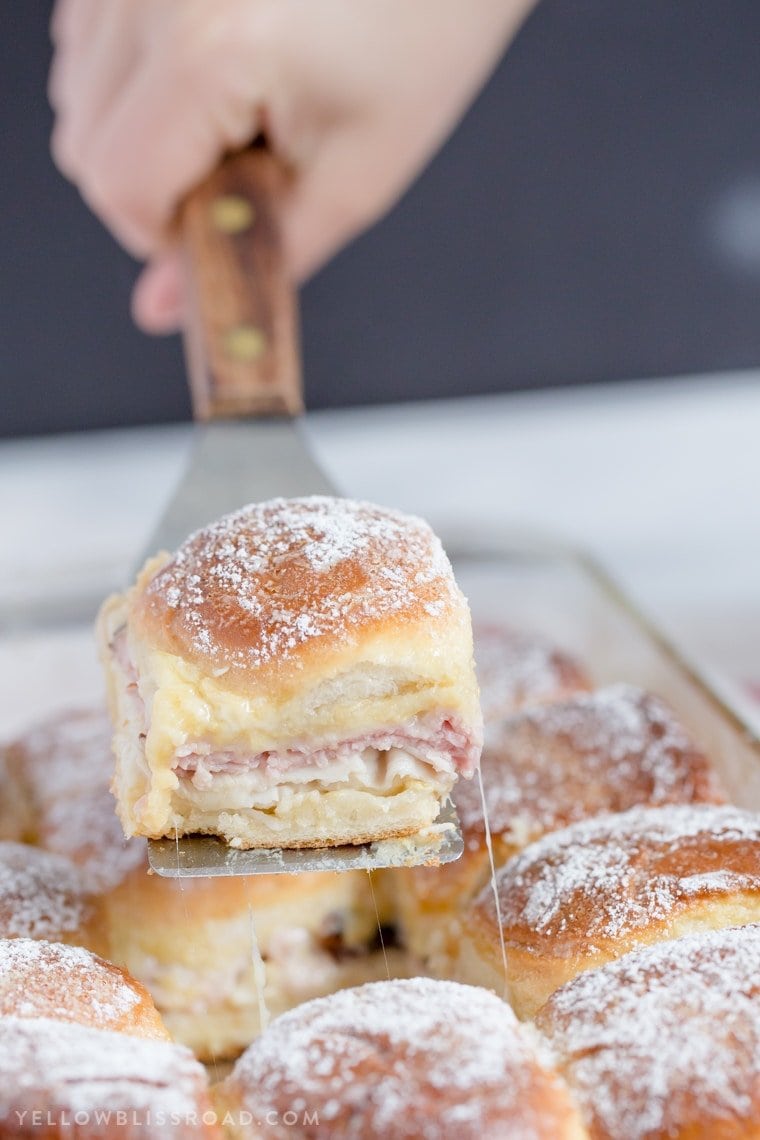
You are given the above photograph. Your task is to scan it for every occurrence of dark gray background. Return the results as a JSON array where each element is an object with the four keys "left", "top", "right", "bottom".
[{"left": 2, "top": 0, "right": 760, "bottom": 437}]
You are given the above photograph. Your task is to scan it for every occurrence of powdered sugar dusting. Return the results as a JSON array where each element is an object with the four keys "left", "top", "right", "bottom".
[
  {"left": 42, "top": 788, "right": 146, "bottom": 890},
  {"left": 144, "top": 497, "right": 461, "bottom": 672},
  {"left": 456, "top": 685, "right": 725, "bottom": 840},
  {"left": 481, "top": 803, "right": 760, "bottom": 947},
  {"left": 538, "top": 924, "right": 760, "bottom": 1139},
  {"left": 475, "top": 624, "right": 591, "bottom": 726},
  {"left": 9, "top": 708, "right": 115, "bottom": 801},
  {"left": 5, "top": 708, "right": 144, "bottom": 890},
  {"left": 0, "top": 842, "right": 94, "bottom": 940},
  {"left": 0, "top": 1016, "right": 210, "bottom": 1125},
  {"left": 0, "top": 939, "right": 140, "bottom": 1030},
  {"left": 222, "top": 978, "right": 572, "bottom": 1139}
]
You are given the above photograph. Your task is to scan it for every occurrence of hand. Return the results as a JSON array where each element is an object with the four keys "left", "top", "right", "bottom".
[{"left": 50, "top": 0, "right": 534, "bottom": 333}]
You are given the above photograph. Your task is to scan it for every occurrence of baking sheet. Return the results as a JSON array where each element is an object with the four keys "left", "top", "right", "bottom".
[{"left": 450, "top": 537, "right": 760, "bottom": 809}]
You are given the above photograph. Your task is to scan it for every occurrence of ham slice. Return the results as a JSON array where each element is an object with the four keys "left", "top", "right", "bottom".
[
  {"left": 171, "top": 715, "right": 479, "bottom": 790},
  {"left": 111, "top": 627, "right": 479, "bottom": 796}
]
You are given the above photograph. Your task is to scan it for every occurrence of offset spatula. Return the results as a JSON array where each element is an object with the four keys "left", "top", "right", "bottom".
[{"left": 141, "top": 149, "right": 463, "bottom": 876}]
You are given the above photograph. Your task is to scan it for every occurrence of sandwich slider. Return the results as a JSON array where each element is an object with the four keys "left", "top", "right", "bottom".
[{"left": 99, "top": 495, "right": 482, "bottom": 851}]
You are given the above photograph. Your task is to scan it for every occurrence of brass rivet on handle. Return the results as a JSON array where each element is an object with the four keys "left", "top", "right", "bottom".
[
  {"left": 223, "top": 324, "right": 267, "bottom": 361},
  {"left": 210, "top": 195, "right": 255, "bottom": 234}
]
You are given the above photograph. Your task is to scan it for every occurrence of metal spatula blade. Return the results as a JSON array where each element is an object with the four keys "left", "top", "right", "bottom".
[
  {"left": 148, "top": 800, "right": 464, "bottom": 877},
  {"left": 139, "top": 147, "right": 462, "bottom": 877},
  {"left": 137, "top": 418, "right": 335, "bottom": 564}
]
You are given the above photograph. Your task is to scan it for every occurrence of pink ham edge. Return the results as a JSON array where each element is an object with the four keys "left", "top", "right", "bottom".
[
  {"left": 172, "top": 716, "right": 480, "bottom": 787},
  {"left": 112, "top": 628, "right": 481, "bottom": 787}
]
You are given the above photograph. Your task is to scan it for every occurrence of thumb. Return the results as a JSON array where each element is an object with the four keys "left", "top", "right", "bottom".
[{"left": 131, "top": 252, "right": 185, "bottom": 335}]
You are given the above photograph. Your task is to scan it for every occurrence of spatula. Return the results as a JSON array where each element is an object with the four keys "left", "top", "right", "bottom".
[{"left": 139, "top": 148, "right": 463, "bottom": 876}]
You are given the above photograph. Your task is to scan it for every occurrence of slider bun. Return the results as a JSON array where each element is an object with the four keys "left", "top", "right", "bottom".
[
  {"left": 0, "top": 938, "right": 169, "bottom": 1039},
  {"left": 4, "top": 706, "right": 389, "bottom": 1062},
  {"left": 99, "top": 497, "right": 481, "bottom": 847},
  {"left": 0, "top": 841, "right": 106, "bottom": 957},
  {"left": 2, "top": 708, "right": 114, "bottom": 805},
  {"left": 128, "top": 496, "right": 477, "bottom": 707},
  {"left": 0, "top": 1017, "right": 217, "bottom": 1138},
  {"left": 456, "top": 803, "right": 760, "bottom": 1018},
  {"left": 0, "top": 741, "right": 29, "bottom": 844},
  {"left": 105, "top": 860, "right": 382, "bottom": 1060},
  {"left": 215, "top": 978, "right": 588, "bottom": 1139},
  {"left": 1, "top": 707, "right": 143, "bottom": 890},
  {"left": 537, "top": 924, "right": 760, "bottom": 1140},
  {"left": 464, "top": 686, "right": 725, "bottom": 845},
  {"left": 393, "top": 686, "right": 724, "bottom": 967},
  {"left": 475, "top": 624, "right": 592, "bottom": 725}
]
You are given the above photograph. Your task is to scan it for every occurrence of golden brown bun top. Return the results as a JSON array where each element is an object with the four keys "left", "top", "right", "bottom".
[
  {"left": 472, "top": 804, "right": 760, "bottom": 957},
  {"left": 219, "top": 978, "right": 584, "bottom": 1139},
  {"left": 4, "top": 707, "right": 144, "bottom": 891},
  {"left": 475, "top": 624, "right": 592, "bottom": 724},
  {"left": 0, "top": 841, "right": 98, "bottom": 945},
  {"left": 0, "top": 1017, "right": 216, "bottom": 1135},
  {"left": 4, "top": 707, "right": 113, "bottom": 794},
  {"left": 130, "top": 496, "right": 467, "bottom": 689},
  {"left": 457, "top": 685, "right": 726, "bottom": 846},
  {"left": 536, "top": 924, "right": 760, "bottom": 1140},
  {"left": 0, "top": 938, "right": 168, "bottom": 1039}
]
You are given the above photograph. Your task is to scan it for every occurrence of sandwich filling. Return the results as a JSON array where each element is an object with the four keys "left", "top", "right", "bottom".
[
  {"left": 110, "top": 626, "right": 479, "bottom": 834},
  {"left": 172, "top": 722, "right": 474, "bottom": 812}
]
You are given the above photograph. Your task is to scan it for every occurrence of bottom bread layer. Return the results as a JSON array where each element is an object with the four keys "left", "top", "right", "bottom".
[{"left": 167, "top": 780, "right": 447, "bottom": 849}]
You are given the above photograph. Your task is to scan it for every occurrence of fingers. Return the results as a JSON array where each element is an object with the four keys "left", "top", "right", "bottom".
[
  {"left": 49, "top": 0, "right": 533, "bottom": 327},
  {"left": 51, "top": 1, "right": 139, "bottom": 180},
  {"left": 49, "top": 0, "right": 401, "bottom": 288},
  {"left": 131, "top": 253, "right": 185, "bottom": 335},
  {"left": 280, "top": 124, "right": 410, "bottom": 283},
  {"left": 49, "top": 0, "right": 100, "bottom": 51},
  {"left": 48, "top": 0, "right": 103, "bottom": 119},
  {"left": 128, "top": 142, "right": 367, "bottom": 337},
  {"left": 52, "top": 5, "right": 267, "bottom": 258}
]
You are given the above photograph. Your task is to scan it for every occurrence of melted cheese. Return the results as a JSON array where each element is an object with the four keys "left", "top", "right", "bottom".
[
  {"left": 175, "top": 748, "right": 452, "bottom": 813},
  {"left": 103, "top": 600, "right": 472, "bottom": 835}
]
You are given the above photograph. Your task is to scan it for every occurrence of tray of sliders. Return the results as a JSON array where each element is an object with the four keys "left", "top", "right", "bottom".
[{"left": 1, "top": 526, "right": 760, "bottom": 1139}]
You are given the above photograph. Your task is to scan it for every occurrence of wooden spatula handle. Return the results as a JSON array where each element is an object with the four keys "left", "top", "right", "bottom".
[{"left": 180, "top": 148, "right": 303, "bottom": 420}]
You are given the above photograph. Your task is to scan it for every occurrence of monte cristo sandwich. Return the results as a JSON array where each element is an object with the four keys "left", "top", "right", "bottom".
[{"left": 98, "top": 495, "right": 482, "bottom": 849}]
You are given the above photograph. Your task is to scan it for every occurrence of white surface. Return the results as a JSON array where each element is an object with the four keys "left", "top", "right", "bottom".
[
  {"left": 1, "top": 371, "right": 759, "bottom": 733},
  {"left": 0, "top": 627, "right": 104, "bottom": 737}
]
